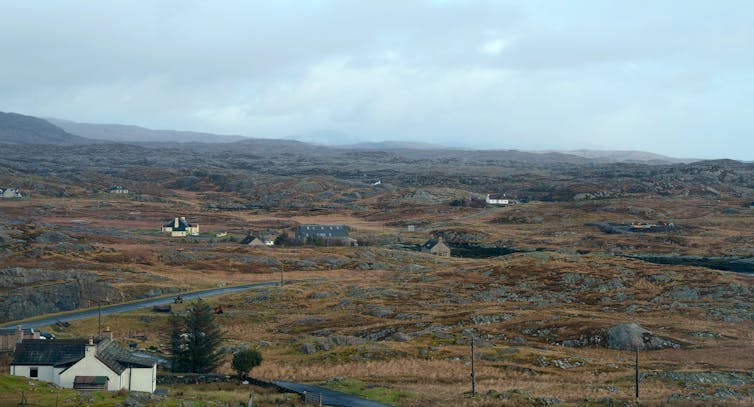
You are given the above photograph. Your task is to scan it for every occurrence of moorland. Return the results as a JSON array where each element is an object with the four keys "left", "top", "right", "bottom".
[{"left": 0, "top": 114, "right": 753, "bottom": 406}]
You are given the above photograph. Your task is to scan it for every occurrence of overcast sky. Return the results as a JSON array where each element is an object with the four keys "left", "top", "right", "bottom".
[{"left": 1, "top": 1, "right": 752, "bottom": 159}]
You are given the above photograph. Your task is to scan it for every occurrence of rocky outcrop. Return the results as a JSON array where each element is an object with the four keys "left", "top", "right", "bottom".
[
  {"left": 0, "top": 268, "right": 118, "bottom": 322},
  {"left": 605, "top": 323, "right": 679, "bottom": 350}
]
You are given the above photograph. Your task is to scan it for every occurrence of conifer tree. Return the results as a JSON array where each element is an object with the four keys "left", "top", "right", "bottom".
[{"left": 170, "top": 299, "right": 223, "bottom": 373}]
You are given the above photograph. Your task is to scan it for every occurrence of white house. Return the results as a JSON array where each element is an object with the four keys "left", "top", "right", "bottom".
[
  {"left": 485, "top": 194, "right": 509, "bottom": 206},
  {"left": 109, "top": 186, "right": 129, "bottom": 194},
  {"left": 10, "top": 337, "right": 156, "bottom": 393},
  {"left": 161, "top": 216, "right": 199, "bottom": 237}
]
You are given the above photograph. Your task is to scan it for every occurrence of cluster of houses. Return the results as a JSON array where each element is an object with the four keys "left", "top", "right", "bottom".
[
  {"left": 0, "top": 185, "right": 130, "bottom": 198},
  {"left": 466, "top": 193, "right": 519, "bottom": 208},
  {"left": 5, "top": 328, "right": 156, "bottom": 393},
  {"left": 160, "top": 217, "right": 454, "bottom": 256}
]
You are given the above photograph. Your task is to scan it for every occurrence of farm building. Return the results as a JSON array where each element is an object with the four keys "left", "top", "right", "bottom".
[
  {"left": 161, "top": 217, "right": 199, "bottom": 237},
  {"left": 295, "top": 224, "right": 358, "bottom": 246},
  {"left": 485, "top": 194, "right": 509, "bottom": 206},
  {"left": 422, "top": 236, "right": 451, "bottom": 257},
  {"left": 0, "top": 326, "right": 40, "bottom": 352},
  {"left": 108, "top": 186, "right": 128, "bottom": 194},
  {"left": 10, "top": 337, "right": 156, "bottom": 393},
  {"left": 240, "top": 234, "right": 265, "bottom": 246}
]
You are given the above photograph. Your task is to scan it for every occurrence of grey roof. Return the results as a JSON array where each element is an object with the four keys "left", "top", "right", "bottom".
[
  {"left": 12, "top": 339, "right": 87, "bottom": 367},
  {"left": 95, "top": 339, "right": 154, "bottom": 373},
  {"left": 12, "top": 339, "right": 154, "bottom": 373},
  {"left": 163, "top": 217, "right": 193, "bottom": 231},
  {"left": 240, "top": 234, "right": 262, "bottom": 245},
  {"left": 296, "top": 224, "right": 349, "bottom": 239},
  {"left": 0, "top": 327, "right": 33, "bottom": 335},
  {"left": 423, "top": 239, "right": 441, "bottom": 250}
]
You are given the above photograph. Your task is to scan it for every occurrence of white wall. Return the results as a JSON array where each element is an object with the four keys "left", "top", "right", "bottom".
[
  {"left": 10, "top": 365, "right": 57, "bottom": 383},
  {"left": 58, "top": 352, "right": 122, "bottom": 390},
  {"left": 126, "top": 366, "right": 157, "bottom": 393}
]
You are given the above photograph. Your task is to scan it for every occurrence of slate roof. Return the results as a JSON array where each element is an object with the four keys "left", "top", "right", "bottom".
[
  {"left": 296, "top": 225, "right": 349, "bottom": 240},
  {"left": 12, "top": 339, "right": 87, "bottom": 367},
  {"left": 12, "top": 339, "right": 154, "bottom": 374},
  {"left": 422, "top": 239, "right": 441, "bottom": 250},
  {"left": 163, "top": 217, "right": 193, "bottom": 231},
  {"left": 240, "top": 234, "right": 261, "bottom": 245},
  {"left": 487, "top": 194, "right": 509, "bottom": 200},
  {"left": 0, "top": 327, "right": 34, "bottom": 335},
  {"left": 95, "top": 339, "right": 154, "bottom": 373}
]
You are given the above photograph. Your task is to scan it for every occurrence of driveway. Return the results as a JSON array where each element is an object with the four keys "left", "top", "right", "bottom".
[{"left": 275, "top": 381, "right": 394, "bottom": 407}]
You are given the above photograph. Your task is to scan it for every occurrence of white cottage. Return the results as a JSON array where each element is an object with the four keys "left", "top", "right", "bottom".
[
  {"left": 485, "top": 194, "right": 509, "bottom": 206},
  {"left": 10, "top": 337, "right": 156, "bottom": 393},
  {"left": 161, "top": 216, "right": 199, "bottom": 237}
]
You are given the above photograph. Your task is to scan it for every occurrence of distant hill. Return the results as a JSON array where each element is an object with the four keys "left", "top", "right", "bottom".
[
  {"left": 344, "top": 141, "right": 449, "bottom": 150},
  {"left": 552, "top": 149, "right": 693, "bottom": 164},
  {"left": 0, "top": 112, "right": 94, "bottom": 145},
  {"left": 46, "top": 118, "right": 245, "bottom": 144}
]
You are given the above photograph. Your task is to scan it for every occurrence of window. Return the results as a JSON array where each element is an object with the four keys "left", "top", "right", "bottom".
[{"left": 30, "top": 367, "right": 38, "bottom": 378}]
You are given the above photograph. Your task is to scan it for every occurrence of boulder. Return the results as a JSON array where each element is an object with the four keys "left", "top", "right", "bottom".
[{"left": 605, "top": 323, "right": 678, "bottom": 350}]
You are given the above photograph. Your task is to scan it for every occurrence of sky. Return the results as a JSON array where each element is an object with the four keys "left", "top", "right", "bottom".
[{"left": 1, "top": 0, "right": 753, "bottom": 159}]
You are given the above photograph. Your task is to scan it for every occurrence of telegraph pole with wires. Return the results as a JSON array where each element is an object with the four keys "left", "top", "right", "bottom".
[{"left": 470, "top": 335, "right": 477, "bottom": 397}]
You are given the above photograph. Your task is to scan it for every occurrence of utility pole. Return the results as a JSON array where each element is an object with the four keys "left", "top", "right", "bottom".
[
  {"left": 280, "top": 263, "right": 284, "bottom": 287},
  {"left": 635, "top": 332, "right": 652, "bottom": 407},
  {"left": 470, "top": 336, "right": 476, "bottom": 397},
  {"left": 634, "top": 347, "right": 639, "bottom": 406}
]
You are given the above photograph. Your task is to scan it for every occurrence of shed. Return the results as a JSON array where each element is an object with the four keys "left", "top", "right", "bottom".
[
  {"left": 421, "top": 236, "right": 451, "bottom": 257},
  {"left": 240, "top": 234, "right": 266, "bottom": 246}
]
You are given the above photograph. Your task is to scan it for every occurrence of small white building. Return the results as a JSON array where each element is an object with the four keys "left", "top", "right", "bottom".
[
  {"left": 485, "top": 194, "right": 509, "bottom": 206},
  {"left": 10, "top": 337, "right": 156, "bottom": 393},
  {"left": 0, "top": 188, "right": 22, "bottom": 199},
  {"left": 109, "top": 186, "right": 129, "bottom": 194}
]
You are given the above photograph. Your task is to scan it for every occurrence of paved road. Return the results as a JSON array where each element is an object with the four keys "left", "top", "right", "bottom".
[
  {"left": 275, "top": 381, "right": 394, "bottom": 407},
  {"left": 1, "top": 280, "right": 285, "bottom": 329}
]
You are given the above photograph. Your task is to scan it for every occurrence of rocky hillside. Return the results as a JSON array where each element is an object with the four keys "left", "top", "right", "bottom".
[
  {"left": 47, "top": 117, "right": 245, "bottom": 143},
  {"left": 0, "top": 112, "right": 94, "bottom": 145}
]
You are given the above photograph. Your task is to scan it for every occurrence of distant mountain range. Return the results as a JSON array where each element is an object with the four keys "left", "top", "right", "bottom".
[
  {"left": 0, "top": 111, "right": 697, "bottom": 164},
  {"left": 46, "top": 117, "right": 245, "bottom": 144},
  {"left": 0, "top": 112, "right": 93, "bottom": 145},
  {"left": 548, "top": 149, "right": 694, "bottom": 164}
]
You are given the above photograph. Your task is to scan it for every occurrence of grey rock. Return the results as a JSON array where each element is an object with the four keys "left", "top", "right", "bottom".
[
  {"left": 470, "top": 313, "right": 517, "bottom": 325},
  {"left": 330, "top": 335, "right": 365, "bottom": 346},
  {"left": 605, "top": 323, "right": 678, "bottom": 350},
  {"left": 667, "top": 286, "right": 700, "bottom": 300},
  {"left": 315, "top": 337, "right": 333, "bottom": 351},
  {"left": 365, "top": 305, "right": 394, "bottom": 318},
  {"left": 299, "top": 343, "right": 317, "bottom": 355}
]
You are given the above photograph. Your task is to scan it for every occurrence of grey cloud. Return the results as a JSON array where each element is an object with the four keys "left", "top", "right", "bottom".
[{"left": 0, "top": 0, "right": 751, "bottom": 159}]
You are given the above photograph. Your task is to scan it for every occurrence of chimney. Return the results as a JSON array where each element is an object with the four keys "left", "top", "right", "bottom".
[
  {"left": 174, "top": 218, "right": 179, "bottom": 228},
  {"left": 86, "top": 336, "right": 97, "bottom": 358},
  {"left": 15, "top": 325, "right": 23, "bottom": 344},
  {"left": 104, "top": 326, "right": 113, "bottom": 340}
]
